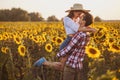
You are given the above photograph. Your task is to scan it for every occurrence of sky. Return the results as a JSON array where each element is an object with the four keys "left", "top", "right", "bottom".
[{"left": 0, "top": 0, "right": 120, "bottom": 20}]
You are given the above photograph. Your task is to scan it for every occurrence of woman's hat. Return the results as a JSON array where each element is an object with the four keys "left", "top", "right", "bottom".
[{"left": 65, "top": 3, "right": 90, "bottom": 12}]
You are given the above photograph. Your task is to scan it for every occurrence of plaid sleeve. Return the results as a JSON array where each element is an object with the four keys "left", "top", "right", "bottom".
[{"left": 57, "top": 32, "right": 83, "bottom": 58}]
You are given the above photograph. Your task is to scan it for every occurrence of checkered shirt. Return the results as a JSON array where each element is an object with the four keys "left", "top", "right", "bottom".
[{"left": 57, "top": 32, "right": 90, "bottom": 69}]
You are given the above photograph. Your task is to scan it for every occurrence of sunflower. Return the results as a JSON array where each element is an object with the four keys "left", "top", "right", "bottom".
[
  {"left": 55, "top": 37, "right": 63, "bottom": 45},
  {"left": 3, "top": 32, "right": 9, "bottom": 38},
  {"left": 2, "top": 33, "right": 8, "bottom": 40},
  {"left": 0, "top": 34, "right": 3, "bottom": 40},
  {"left": 8, "top": 33, "right": 13, "bottom": 39},
  {"left": 112, "top": 77, "right": 119, "bottom": 80},
  {"left": 107, "top": 38, "right": 116, "bottom": 44},
  {"left": 33, "top": 30, "right": 38, "bottom": 35},
  {"left": 45, "top": 43, "right": 53, "bottom": 53},
  {"left": 41, "top": 35, "right": 46, "bottom": 43},
  {"left": 18, "top": 45, "right": 26, "bottom": 56},
  {"left": 1, "top": 47, "right": 9, "bottom": 54},
  {"left": 42, "top": 32, "right": 47, "bottom": 36},
  {"left": 108, "top": 43, "right": 120, "bottom": 53},
  {"left": 29, "top": 34, "right": 34, "bottom": 39},
  {"left": 14, "top": 35, "right": 22, "bottom": 44},
  {"left": 95, "top": 30, "right": 105, "bottom": 39},
  {"left": 85, "top": 46, "right": 101, "bottom": 58},
  {"left": 22, "top": 32, "right": 28, "bottom": 38},
  {"left": 51, "top": 36, "right": 56, "bottom": 42},
  {"left": 32, "top": 36, "right": 39, "bottom": 43}
]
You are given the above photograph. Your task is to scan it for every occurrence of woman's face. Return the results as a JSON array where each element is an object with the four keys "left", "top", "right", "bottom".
[{"left": 73, "top": 11, "right": 83, "bottom": 19}]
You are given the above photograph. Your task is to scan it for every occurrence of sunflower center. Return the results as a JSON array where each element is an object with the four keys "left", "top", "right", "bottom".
[
  {"left": 98, "top": 32, "right": 102, "bottom": 36},
  {"left": 57, "top": 39, "right": 62, "bottom": 43},
  {"left": 109, "top": 38, "right": 114, "bottom": 43},
  {"left": 53, "top": 37, "right": 56, "bottom": 41},
  {"left": 89, "top": 48, "right": 97, "bottom": 54},
  {"left": 112, "top": 45, "right": 119, "bottom": 50},
  {"left": 21, "top": 47, "right": 25, "bottom": 53},
  {"left": 16, "top": 38, "right": 20, "bottom": 42},
  {"left": 47, "top": 46, "right": 51, "bottom": 50},
  {"left": 34, "top": 38, "right": 37, "bottom": 41}
]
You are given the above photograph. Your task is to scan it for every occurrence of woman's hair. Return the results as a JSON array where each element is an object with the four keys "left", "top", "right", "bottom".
[
  {"left": 67, "top": 10, "right": 84, "bottom": 19},
  {"left": 83, "top": 12, "right": 93, "bottom": 26}
]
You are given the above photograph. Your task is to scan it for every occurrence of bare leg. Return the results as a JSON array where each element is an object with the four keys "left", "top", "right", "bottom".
[
  {"left": 33, "top": 57, "right": 67, "bottom": 71},
  {"left": 42, "top": 61, "right": 63, "bottom": 70}
]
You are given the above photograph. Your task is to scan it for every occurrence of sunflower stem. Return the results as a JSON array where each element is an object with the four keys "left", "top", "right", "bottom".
[{"left": 9, "top": 48, "right": 16, "bottom": 80}]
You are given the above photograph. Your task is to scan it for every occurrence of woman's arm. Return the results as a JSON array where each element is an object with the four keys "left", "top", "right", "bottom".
[{"left": 64, "top": 17, "right": 79, "bottom": 32}]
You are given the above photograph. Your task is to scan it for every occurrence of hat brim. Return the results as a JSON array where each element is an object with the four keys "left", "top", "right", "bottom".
[{"left": 65, "top": 9, "right": 90, "bottom": 13}]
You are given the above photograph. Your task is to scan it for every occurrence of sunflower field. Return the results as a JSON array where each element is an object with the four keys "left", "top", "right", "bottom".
[{"left": 0, "top": 22, "right": 120, "bottom": 80}]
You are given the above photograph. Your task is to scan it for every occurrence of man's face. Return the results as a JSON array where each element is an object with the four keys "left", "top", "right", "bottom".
[{"left": 79, "top": 14, "right": 86, "bottom": 27}]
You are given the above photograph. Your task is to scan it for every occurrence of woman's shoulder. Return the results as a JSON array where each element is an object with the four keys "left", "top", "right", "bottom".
[{"left": 63, "top": 16, "right": 72, "bottom": 21}]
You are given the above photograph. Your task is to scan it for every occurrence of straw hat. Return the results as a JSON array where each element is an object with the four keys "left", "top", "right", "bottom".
[{"left": 65, "top": 3, "right": 90, "bottom": 12}]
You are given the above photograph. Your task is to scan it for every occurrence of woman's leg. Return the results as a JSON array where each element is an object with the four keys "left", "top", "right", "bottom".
[
  {"left": 43, "top": 61, "right": 62, "bottom": 70},
  {"left": 33, "top": 57, "right": 62, "bottom": 70},
  {"left": 59, "top": 36, "right": 72, "bottom": 50}
]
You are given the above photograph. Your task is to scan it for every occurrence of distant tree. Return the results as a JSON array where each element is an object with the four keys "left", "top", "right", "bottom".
[
  {"left": 0, "top": 8, "right": 46, "bottom": 21},
  {"left": 47, "top": 15, "right": 59, "bottom": 22},
  {"left": 11, "top": 8, "right": 30, "bottom": 21},
  {"left": 0, "top": 9, "right": 11, "bottom": 21},
  {"left": 28, "top": 12, "right": 44, "bottom": 21},
  {"left": 94, "top": 16, "right": 102, "bottom": 22}
]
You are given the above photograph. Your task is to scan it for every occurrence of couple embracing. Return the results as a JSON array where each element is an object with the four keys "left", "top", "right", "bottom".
[{"left": 33, "top": 3, "right": 97, "bottom": 80}]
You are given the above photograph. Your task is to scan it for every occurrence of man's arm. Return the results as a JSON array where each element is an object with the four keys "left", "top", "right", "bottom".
[{"left": 56, "top": 32, "right": 83, "bottom": 58}]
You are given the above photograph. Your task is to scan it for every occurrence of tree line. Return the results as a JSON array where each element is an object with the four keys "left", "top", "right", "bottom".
[
  {"left": 0, "top": 8, "right": 59, "bottom": 22},
  {"left": 0, "top": 8, "right": 101, "bottom": 22}
]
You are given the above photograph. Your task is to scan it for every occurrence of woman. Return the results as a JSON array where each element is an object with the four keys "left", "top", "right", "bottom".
[{"left": 59, "top": 3, "right": 94, "bottom": 50}]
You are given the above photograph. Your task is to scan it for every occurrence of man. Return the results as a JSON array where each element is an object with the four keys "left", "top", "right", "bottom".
[{"left": 56, "top": 12, "right": 96, "bottom": 80}]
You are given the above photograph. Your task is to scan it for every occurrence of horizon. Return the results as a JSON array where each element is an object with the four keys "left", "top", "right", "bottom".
[{"left": 0, "top": 0, "right": 120, "bottom": 20}]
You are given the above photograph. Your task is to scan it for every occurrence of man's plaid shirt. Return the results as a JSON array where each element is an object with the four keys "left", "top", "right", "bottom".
[{"left": 57, "top": 32, "right": 90, "bottom": 69}]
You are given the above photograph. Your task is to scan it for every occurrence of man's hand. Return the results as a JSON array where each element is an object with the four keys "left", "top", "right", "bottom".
[{"left": 90, "top": 28, "right": 97, "bottom": 33}]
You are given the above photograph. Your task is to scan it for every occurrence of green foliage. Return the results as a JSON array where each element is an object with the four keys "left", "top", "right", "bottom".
[
  {"left": 94, "top": 16, "right": 102, "bottom": 22},
  {"left": 47, "top": 15, "right": 59, "bottom": 22},
  {"left": 0, "top": 8, "right": 45, "bottom": 21},
  {"left": 28, "top": 12, "right": 44, "bottom": 21}
]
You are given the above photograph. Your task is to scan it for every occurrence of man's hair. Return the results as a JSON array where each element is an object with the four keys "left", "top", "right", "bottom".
[{"left": 83, "top": 12, "right": 93, "bottom": 26}]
